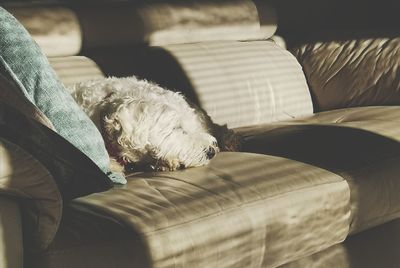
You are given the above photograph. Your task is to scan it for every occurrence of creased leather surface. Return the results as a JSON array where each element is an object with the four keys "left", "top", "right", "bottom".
[
  {"left": 70, "top": 152, "right": 349, "bottom": 268},
  {"left": 239, "top": 106, "right": 400, "bottom": 234},
  {"left": 292, "top": 38, "right": 400, "bottom": 112}
]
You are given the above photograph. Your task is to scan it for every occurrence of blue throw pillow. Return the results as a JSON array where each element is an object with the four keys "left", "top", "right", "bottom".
[{"left": 0, "top": 7, "right": 125, "bottom": 185}]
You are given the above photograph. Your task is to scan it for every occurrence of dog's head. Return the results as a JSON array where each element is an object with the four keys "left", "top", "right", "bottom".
[{"left": 101, "top": 95, "right": 219, "bottom": 172}]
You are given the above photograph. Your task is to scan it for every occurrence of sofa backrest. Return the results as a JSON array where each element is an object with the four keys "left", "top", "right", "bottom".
[
  {"left": 5, "top": 1, "right": 315, "bottom": 128},
  {"left": 292, "top": 38, "right": 400, "bottom": 112}
]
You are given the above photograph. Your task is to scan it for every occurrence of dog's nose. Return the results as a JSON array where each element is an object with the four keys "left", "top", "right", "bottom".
[{"left": 206, "top": 147, "right": 216, "bottom": 159}]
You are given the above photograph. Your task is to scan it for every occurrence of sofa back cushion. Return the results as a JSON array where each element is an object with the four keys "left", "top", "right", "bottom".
[
  {"left": 292, "top": 37, "right": 400, "bottom": 112},
  {"left": 6, "top": 1, "right": 311, "bottom": 129},
  {"left": 158, "top": 41, "right": 313, "bottom": 128},
  {"left": 85, "top": 39, "right": 313, "bottom": 129},
  {"left": 76, "top": 0, "right": 275, "bottom": 48},
  {"left": 5, "top": 6, "right": 82, "bottom": 57}
]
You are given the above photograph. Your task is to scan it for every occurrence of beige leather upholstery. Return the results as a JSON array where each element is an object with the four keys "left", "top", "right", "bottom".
[
  {"left": 239, "top": 106, "right": 400, "bottom": 234},
  {"left": 87, "top": 41, "right": 313, "bottom": 128},
  {"left": 0, "top": 139, "right": 62, "bottom": 250},
  {"left": 6, "top": 1, "right": 277, "bottom": 55},
  {"left": 280, "top": 218, "right": 400, "bottom": 268},
  {"left": 7, "top": 6, "right": 81, "bottom": 57},
  {"left": 48, "top": 57, "right": 104, "bottom": 87},
  {"left": 0, "top": 197, "right": 22, "bottom": 268},
  {"left": 292, "top": 38, "right": 400, "bottom": 112},
  {"left": 27, "top": 204, "right": 150, "bottom": 268},
  {"left": 69, "top": 152, "right": 349, "bottom": 268},
  {"left": 161, "top": 41, "right": 313, "bottom": 127},
  {"left": 75, "top": 1, "right": 275, "bottom": 49}
]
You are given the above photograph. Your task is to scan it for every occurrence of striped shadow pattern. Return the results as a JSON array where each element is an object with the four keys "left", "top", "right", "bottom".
[
  {"left": 239, "top": 106, "right": 400, "bottom": 235},
  {"left": 73, "top": 152, "right": 349, "bottom": 268},
  {"left": 49, "top": 56, "right": 104, "bottom": 88},
  {"left": 162, "top": 40, "right": 314, "bottom": 128}
]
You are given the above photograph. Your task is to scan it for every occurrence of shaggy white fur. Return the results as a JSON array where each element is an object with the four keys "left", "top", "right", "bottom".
[{"left": 69, "top": 76, "right": 221, "bottom": 172}]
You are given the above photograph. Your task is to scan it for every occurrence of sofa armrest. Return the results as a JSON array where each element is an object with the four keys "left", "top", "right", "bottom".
[{"left": 0, "top": 196, "right": 23, "bottom": 268}]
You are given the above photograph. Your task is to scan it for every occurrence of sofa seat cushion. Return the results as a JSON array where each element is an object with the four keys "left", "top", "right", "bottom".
[
  {"left": 35, "top": 152, "right": 350, "bottom": 268},
  {"left": 239, "top": 106, "right": 400, "bottom": 234}
]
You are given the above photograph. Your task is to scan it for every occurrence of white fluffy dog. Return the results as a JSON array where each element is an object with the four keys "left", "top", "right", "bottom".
[{"left": 69, "top": 76, "right": 240, "bottom": 173}]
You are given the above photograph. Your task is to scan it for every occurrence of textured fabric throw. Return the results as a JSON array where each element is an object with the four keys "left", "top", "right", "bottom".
[{"left": 0, "top": 7, "right": 125, "bottom": 184}]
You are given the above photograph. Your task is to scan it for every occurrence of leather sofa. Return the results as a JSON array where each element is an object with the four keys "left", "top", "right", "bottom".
[{"left": 0, "top": 1, "right": 399, "bottom": 267}]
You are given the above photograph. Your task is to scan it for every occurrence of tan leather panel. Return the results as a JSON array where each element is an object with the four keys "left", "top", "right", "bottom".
[
  {"left": 138, "top": 0, "right": 272, "bottom": 46},
  {"left": 6, "top": 6, "right": 82, "bottom": 57},
  {"left": 0, "top": 197, "right": 23, "bottom": 268},
  {"left": 76, "top": 1, "right": 276, "bottom": 49},
  {"left": 0, "top": 139, "right": 62, "bottom": 251},
  {"left": 240, "top": 106, "right": 400, "bottom": 234},
  {"left": 237, "top": 106, "right": 400, "bottom": 141},
  {"left": 280, "top": 219, "right": 400, "bottom": 268},
  {"left": 49, "top": 56, "right": 104, "bottom": 88},
  {"left": 73, "top": 152, "right": 350, "bottom": 268},
  {"left": 27, "top": 205, "right": 150, "bottom": 268},
  {"left": 162, "top": 41, "right": 313, "bottom": 128},
  {"left": 292, "top": 38, "right": 400, "bottom": 111},
  {"left": 85, "top": 41, "right": 313, "bottom": 128}
]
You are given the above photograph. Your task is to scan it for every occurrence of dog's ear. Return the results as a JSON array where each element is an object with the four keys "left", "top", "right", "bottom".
[
  {"left": 110, "top": 116, "right": 122, "bottom": 131},
  {"left": 101, "top": 108, "right": 122, "bottom": 134},
  {"left": 212, "top": 124, "right": 243, "bottom": 152}
]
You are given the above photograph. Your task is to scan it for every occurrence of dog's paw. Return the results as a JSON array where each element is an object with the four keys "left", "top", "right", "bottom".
[{"left": 108, "top": 157, "right": 125, "bottom": 173}]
